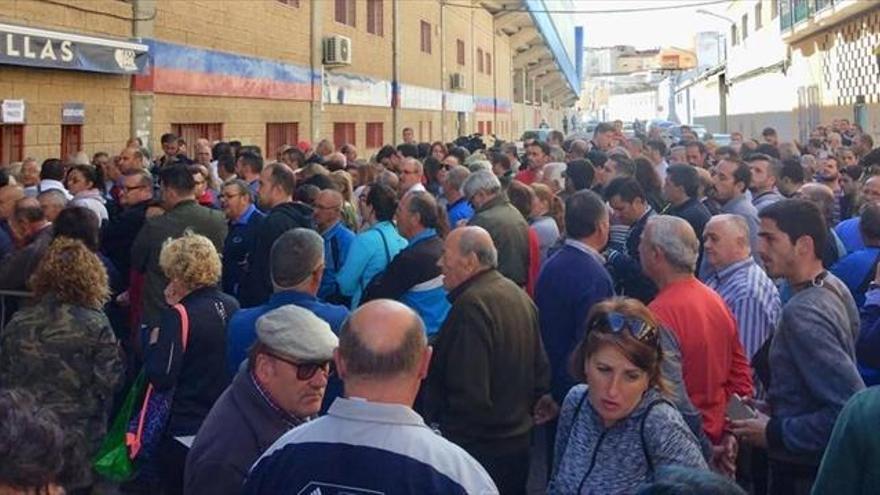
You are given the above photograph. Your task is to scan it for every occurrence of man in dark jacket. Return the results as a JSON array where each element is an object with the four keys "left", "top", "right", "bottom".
[
  {"left": 239, "top": 163, "right": 314, "bottom": 307},
  {"left": 131, "top": 164, "right": 227, "bottom": 328},
  {"left": 185, "top": 305, "right": 338, "bottom": 495},
  {"left": 102, "top": 169, "right": 153, "bottom": 288},
  {"left": 463, "top": 170, "right": 529, "bottom": 286},
  {"left": 362, "top": 191, "right": 450, "bottom": 336},
  {"left": 663, "top": 164, "right": 712, "bottom": 241},
  {"left": 603, "top": 176, "right": 657, "bottom": 303},
  {"left": 220, "top": 179, "right": 264, "bottom": 298},
  {"left": 424, "top": 226, "right": 553, "bottom": 494},
  {"left": 0, "top": 197, "right": 53, "bottom": 291}
]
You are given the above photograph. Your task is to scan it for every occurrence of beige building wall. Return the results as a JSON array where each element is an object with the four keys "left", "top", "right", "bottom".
[{"left": 0, "top": 0, "right": 134, "bottom": 161}]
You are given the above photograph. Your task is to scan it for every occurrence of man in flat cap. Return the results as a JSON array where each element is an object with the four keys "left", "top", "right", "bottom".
[
  {"left": 243, "top": 300, "right": 498, "bottom": 495},
  {"left": 184, "top": 305, "right": 338, "bottom": 495}
]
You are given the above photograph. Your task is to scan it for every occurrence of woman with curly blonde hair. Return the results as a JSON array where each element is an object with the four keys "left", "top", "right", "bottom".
[
  {"left": 144, "top": 232, "right": 239, "bottom": 494},
  {"left": 0, "top": 237, "right": 123, "bottom": 492}
]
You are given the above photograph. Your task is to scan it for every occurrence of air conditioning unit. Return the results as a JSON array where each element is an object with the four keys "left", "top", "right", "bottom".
[
  {"left": 450, "top": 73, "right": 465, "bottom": 90},
  {"left": 323, "top": 35, "right": 352, "bottom": 65}
]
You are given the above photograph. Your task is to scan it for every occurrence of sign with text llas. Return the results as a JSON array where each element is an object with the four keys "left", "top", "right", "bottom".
[{"left": 0, "top": 26, "right": 148, "bottom": 75}]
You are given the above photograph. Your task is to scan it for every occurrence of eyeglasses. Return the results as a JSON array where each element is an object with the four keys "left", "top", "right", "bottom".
[
  {"left": 122, "top": 185, "right": 148, "bottom": 193},
  {"left": 266, "top": 351, "right": 334, "bottom": 381},
  {"left": 590, "top": 311, "right": 659, "bottom": 347}
]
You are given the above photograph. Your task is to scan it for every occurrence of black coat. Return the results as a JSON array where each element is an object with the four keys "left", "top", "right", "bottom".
[
  {"left": 145, "top": 286, "right": 239, "bottom": 436},
  {"left": 102, "top": 201, "right": 148, "bottom": 288},
  {"left": 239, "top": 202, "right": 314, "bottom": 307}
]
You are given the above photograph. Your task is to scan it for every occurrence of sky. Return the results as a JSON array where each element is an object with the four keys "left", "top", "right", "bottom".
[{"left": 565, "top": 0, "right": 737, "bottom": 50}]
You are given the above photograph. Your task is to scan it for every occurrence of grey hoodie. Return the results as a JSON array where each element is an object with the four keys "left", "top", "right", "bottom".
[{"left": 548, "top": 385, "right": 707, "bottom": 494}]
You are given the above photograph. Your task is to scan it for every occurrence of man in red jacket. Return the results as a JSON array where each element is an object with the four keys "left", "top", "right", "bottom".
[{"left": 640, "top": 215, "right": 753, "bottom": 474}]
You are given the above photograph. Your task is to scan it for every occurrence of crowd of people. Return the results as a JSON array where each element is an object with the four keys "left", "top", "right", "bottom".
[{"left": 1, "top": 118, "right": 880, "bottom": 495}]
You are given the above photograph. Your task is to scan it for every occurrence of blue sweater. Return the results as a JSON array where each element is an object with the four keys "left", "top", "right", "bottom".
[
  {"left": 226, "top": 290, "right": 349, "bottom": 376},
  {"left": 536, "top": 241, "right": 614, "bottom": 402},
  {"left": 831, "top": 247, "right": 880, "bottom": 308},
  {"left": 336, "top": 221, "right": 407, "bottom": 308}
]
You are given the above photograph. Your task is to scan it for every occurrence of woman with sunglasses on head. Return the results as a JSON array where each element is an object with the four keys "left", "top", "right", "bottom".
[{"left": 547, "top": 298, "right": 707, "bottom": 494}]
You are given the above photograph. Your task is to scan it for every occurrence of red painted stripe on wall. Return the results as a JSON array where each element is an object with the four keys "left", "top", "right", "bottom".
[{"left": 139, "top": 67, "right": 318, "bottom": 101}]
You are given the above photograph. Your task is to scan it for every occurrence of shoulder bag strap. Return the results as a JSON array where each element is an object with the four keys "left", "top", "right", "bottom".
[
  {"left": 375, "top": 226, "right": 391, "bottom": 265},
  {"left": 640, "top": 398, "right": 675, "bottom": 476},
  {"left": 172, "top": 303, "right": 190, "bottom": 352},
  {"left": 856, "top": 251, "right": 880, "bottom": 296}
]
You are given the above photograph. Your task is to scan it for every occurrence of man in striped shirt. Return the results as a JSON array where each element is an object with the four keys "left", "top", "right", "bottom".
[{"left": 702, "top": 214, "right": 782, "bottom": 361}]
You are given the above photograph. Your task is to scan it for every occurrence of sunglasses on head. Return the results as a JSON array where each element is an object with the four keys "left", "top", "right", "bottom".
[
  {"left": 590, "top": 311, "right": 659, "bottom": 347},
  {"left": 265, "top": 351, "right": 334, "bottom": 381}
]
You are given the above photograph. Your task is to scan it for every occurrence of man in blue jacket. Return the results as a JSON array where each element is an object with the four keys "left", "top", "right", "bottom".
[
  {"left": 314, "top": 189, "right": 354, "bottom": 304},
  {"left": 220, "top": 179, "right": 264, "bottom": 298},
  {"left": 227, "top": 228, "right": 348, "bottom": 376},
  {"left": 362, "top": 191, "right": 450, "bottom": 335}
]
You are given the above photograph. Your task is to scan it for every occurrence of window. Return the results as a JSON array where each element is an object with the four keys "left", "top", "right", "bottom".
[
  {"left": 276, "top": 0, "right": 299, "bottom": 7},
  {"left": 771, "top": 0, "right": 779, "bottom": 19},
  {"left": 367, "top": 0, "right": 383, "bottom": 36},
  {"left": 477, "top": 48, "right": 484, "bottom": 73},
  {"left": 741, "top": 14, "right": 748, "bottom": 40},
  {"left": 335, "top": 0, "right": 356, "bottom": 27},
  {"left": 366, "top": 122, "right": 383, "bottom": 148},
  {"left": 0, "top": 125, "right": 24, "bottom": 165},
  {"left": 486, "top": 52, "right": 492, "bottom": 75},
  {"left": 60, "top": 125, "right": 82, "bottom": 159},
  {"left": 171, "top": 123, "right": 223, "bottom": 158},
  {"left": 731, "top": 24, "right": 739, "bottom": 46},
  {"left": 456, "top": 39, "right": 465, "bottom": 65},
  {"left": 420, "top": 21, "right": 431, "bottom": 54},
  {"left": 478, "top": 121, "right": 485, "bottom": 135},
  {"left": 333, "top": 122, "right": 356, "bottom": 149},
  {"left": 266, "top": 123, "right": 299, "bottom": 158},
  {"left": 755, "top": 2, "right": 763, "bottom": 29}
]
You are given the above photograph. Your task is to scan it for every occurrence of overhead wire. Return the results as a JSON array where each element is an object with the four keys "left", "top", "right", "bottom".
[{"left": 442, "top": 0, "right": 730, "bottom": 14}]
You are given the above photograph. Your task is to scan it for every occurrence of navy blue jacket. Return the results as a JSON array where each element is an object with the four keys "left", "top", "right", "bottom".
[
  {"left": 536, "top": 241, "right": 615, "bottom": 402},
  {"left": 222, "top": 205, "right": 265, "bottom": 298}
]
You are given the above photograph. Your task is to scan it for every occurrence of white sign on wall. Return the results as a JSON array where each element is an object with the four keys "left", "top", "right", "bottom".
[{"left": 0, "top": 99, "right": 25, "bottom": 123}]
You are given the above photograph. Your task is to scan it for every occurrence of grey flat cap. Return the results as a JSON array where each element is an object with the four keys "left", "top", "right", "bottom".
[{"left": 256, "top": 305, "right": 338, "bottom": 362}]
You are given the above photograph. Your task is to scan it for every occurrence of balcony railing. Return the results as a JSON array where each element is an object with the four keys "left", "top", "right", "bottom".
[{"left": 780, "top": 0, "right": 835, "bottom": 31}]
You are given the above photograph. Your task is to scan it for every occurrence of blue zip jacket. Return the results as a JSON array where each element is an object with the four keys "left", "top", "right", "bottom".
[
  {"left": 362, "top": 229, "right": 450, "bottom": 335},
  {"left": 318, "top": 221, "right": 355, "bottom": 300},
  {"left": 336, "top": 221, "right": 407, "bottom": 308}
]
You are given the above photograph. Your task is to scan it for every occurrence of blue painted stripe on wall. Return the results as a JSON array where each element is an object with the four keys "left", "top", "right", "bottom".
[{"left": 146, "top": 39, "right": 318, "bottom": 85}]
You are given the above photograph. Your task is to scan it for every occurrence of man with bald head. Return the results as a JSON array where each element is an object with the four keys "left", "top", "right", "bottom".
[
  {"left": 566, "top": 139, "right": 589, "bottom": 161},
  {"left": 703, "top": 214, "right": 782, "bottom": 362},
  {"left": 243, "top": 300, "right": 498, "bottom": 495},
  {"left": 797, "top": 182, "right": 847, "bottom": 267},
  {"left": 314, "top": 189, "right": 355, "bottom": 303},
  {"left": 425, "top": 226, "right": 552, "bottom": 493}
]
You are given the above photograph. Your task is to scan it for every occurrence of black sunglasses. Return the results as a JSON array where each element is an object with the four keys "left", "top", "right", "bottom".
[
  {"left": 265, "top": 351, "right": 334, "bottom": 381},
  {"left": 590, "top": 311, "right": 659, "bottom": 347}
]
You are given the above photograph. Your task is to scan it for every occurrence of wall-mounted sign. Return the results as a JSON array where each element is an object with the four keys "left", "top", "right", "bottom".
[
  {"left": 0, "top": 22, "right": 148, "bottom": 74},
  {"left": 1, "top": 99, "right": 25, "bottom": 123},
  {"left": 62, "top": 102, "right": 84, "bottom": 124}
]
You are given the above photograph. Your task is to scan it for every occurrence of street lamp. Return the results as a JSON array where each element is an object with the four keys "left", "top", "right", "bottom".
[{"left": 696, "top": 9, "right": 735, "bottom": 25}]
